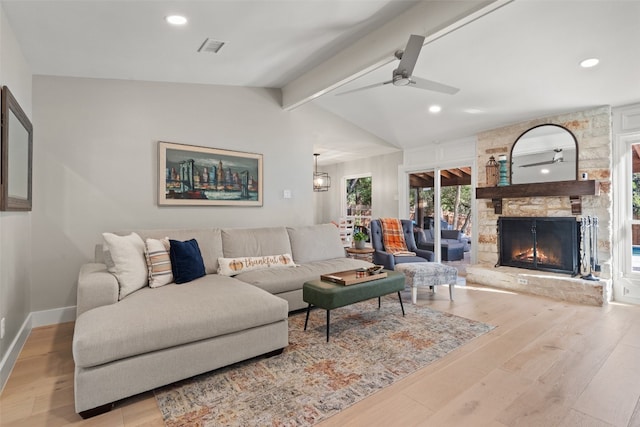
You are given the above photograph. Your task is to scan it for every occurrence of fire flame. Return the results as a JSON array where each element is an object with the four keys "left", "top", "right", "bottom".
[{"left": 512, "top": 247, "right": 559, "bottom": 265}]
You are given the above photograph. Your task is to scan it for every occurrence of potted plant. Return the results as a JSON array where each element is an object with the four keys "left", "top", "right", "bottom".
[{"left": 353, "top": 230, "right": 367, "bottom": 249}]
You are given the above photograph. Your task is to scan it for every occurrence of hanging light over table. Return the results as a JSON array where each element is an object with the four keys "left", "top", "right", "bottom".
[{"left": 313, "top": 153, "right": 331, "bottom": 192}]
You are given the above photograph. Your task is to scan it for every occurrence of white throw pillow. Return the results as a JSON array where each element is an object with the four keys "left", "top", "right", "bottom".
[
  {"left": 217, "top": 254, "right": 296, "bottom": 276},
  {"left": 144, "top": 237, "right": 174, "bottom": 288},
  {"left": 102, "top": 232, "right": 148, "bottom": 299}
]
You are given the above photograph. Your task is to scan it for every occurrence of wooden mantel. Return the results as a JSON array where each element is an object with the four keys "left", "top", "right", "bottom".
[{"left": 476, "top": 180, "right": 599, "bottom": 215}]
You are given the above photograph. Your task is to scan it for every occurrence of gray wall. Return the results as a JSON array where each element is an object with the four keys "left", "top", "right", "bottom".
[
  {"left": 0, "top": 6, "right": 32, "bottom": 377},
  {"left": 31, "top": 75, "right": 386, "bottom": 311},
  {"left": 315, "top": 151, "right": 403, "bottom": 224}
]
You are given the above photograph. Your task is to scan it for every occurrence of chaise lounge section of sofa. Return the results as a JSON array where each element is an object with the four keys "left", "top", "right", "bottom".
[{"left": 73, "top": 223, "right": 372, "bottom": 417}]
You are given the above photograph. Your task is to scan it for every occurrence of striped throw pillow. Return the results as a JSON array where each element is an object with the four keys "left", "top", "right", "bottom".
[{"left": 145, "top": 237, "right": 174, "bottom": 287}]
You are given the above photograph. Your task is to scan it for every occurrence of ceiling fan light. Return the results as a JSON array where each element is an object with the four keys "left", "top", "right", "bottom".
[{"left": 337, "top": 35, "right": 459, "bottom": 96}]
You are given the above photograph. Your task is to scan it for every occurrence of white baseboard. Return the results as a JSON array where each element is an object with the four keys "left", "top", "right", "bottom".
[
  {"left": 0, "top": 306, "right": 77, "bottom": 393},
  {"left": 31, "top": 306, "right": 76, "bottom": 327},
  {"left": 0, "top": 315, "right": 31, "bottom": 394}
]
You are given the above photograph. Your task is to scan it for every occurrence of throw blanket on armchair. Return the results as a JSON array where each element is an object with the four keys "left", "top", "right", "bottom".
[{"left": 379, "top": 218, "right": 416, "bottom": 256}]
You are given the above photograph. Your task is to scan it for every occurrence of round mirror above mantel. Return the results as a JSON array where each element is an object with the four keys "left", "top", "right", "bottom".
[{"left": 510, "top": 124, "right": 578, "bottom": 184}]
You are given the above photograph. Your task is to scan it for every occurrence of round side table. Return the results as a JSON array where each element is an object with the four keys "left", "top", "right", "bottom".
[{"left": 345, "top": 247, "right": 375, "bottom": 262}]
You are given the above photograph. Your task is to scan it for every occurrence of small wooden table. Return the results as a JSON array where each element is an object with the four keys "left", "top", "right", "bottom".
[{"left": 345, "top": 246, "right": 375, "bottom": 262}]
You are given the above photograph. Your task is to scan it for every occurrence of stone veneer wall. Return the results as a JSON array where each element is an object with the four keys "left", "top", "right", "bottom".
[{"left": 467, "top": 106, "right": 613, "bottom": 306}]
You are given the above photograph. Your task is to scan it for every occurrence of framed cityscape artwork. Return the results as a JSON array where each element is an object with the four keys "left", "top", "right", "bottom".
[{"left": 158, "top": 141, "right": 263, "bottom": 206}]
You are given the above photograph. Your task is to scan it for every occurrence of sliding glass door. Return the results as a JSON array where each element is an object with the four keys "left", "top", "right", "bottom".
[{"left": 408, "top": 167, "right": 472, "bottom": 263}]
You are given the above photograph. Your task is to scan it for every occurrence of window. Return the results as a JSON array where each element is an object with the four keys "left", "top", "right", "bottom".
[
  {"left": 631, "top": 143, "right": 640, "bottom": 272},
  {"left": 344, "top": 175, "right": 372, "bottom": 237},
  {"left": 613, "top": 131, "right": 640, "bottom": 302}
]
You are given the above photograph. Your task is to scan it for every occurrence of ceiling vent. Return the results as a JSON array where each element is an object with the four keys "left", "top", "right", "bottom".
[{"left": 198, "top": 38, "right": 225, "bottom": 54}]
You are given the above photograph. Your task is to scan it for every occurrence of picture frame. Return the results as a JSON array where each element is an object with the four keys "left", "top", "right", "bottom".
[
  {"left": 158, "top": 141, "right": 263, "bottom": 206},
  {"left": 0, "top": 86, "right": 33, "bottom": 211}
]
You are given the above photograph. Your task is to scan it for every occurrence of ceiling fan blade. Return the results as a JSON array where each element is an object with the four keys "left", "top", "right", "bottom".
[
  {"left": 521, "top": 149, "right": 564, "bottom": 167},
  {"left": 397, "top": 34, "right": 425, "bottom": 77},
  {"left": 335, "top": 80, "right": 393, "bottom": 96},
  {"left": 410, "top": 76, "right": 460, "bottom": 95},
  {"left": 520, "top": 160, "right": 555, "bottom": 168}
]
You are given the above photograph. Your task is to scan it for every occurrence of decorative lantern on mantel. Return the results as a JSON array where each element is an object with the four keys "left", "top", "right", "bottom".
[{"left": 486, "top": 155, "right": 499, "bottom": 187}]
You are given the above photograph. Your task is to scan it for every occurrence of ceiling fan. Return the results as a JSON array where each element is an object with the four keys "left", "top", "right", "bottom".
[
  {"left": 520, "top": 148, "right": 564, "bottom": 168},
  {"left": 336, "top": 34, "right": 460, "bottom": 96}
]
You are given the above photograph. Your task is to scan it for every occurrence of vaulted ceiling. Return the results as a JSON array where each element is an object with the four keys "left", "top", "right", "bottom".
[{"left": 3, "top": 0, "right": 639, "bottom": 165}]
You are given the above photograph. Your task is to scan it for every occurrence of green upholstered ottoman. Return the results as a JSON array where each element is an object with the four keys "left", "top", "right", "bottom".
[{"left": 303, "top": 270, "right": 405, "bottom": 341}]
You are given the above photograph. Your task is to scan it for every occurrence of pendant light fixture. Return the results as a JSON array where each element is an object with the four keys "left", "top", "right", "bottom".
[{"left": 313, "top": 153, "right": 331, "bottom": 192}]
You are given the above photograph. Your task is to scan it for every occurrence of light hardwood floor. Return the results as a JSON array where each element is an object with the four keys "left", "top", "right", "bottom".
[{"left": 2, "top": 283, "right": 640, "bottom": 427}]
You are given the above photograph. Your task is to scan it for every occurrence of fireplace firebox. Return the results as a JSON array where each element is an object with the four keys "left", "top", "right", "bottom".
[{"left": 498, "top": 217, "right": 579, "bottom": 275}]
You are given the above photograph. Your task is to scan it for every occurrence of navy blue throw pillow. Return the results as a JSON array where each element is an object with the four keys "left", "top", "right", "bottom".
[{"left": 169, "top": 239, "right": 206, "bottom": 284}]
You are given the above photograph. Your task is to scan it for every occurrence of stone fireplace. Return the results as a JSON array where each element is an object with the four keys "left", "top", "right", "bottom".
[{"left": 467, "top": 106, "right": 612, "bottom": 306}]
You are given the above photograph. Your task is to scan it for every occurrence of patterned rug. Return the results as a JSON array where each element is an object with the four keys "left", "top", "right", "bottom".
[{"left": 155, "top": 295, "right": 493, "bottom": 426}]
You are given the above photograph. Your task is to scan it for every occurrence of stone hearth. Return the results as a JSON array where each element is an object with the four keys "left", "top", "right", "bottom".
[{"left": 466, "top": 265, "right": 609, "bottom": 306}]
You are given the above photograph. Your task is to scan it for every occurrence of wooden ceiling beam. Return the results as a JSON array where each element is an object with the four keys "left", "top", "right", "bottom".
[
  {"left": 633, "top": 144, "right": 640, "bottom": 173},
  {"left": 410, "top": 175, "right": 433, "bottom": 188},
  {"left": 409, "top": 167, "right": 472, "bottom": 188},
  {"left": 447, "top": 169, "right": 464, "bottom": 178}
]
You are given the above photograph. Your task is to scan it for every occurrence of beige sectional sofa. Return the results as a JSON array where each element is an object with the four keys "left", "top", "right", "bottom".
[{"left": 72, "top": 224, "right": 372, "bottom": 417}]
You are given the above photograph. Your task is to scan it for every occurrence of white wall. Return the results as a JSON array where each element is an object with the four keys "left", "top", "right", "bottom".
[
  {"left": 399, "top": 137, "right": 477, "bottom": 219},
  {"left": 402, "top": 137, "right": 477, "bottom": 168},
  {"left": 315, "top": 151, "right": 403, "bottom": 224},
  {"left": 314, "top": 137, "right": 478, "bottom": 228},
  {"left": 31, "top": 75, "right": 386, "bottom": 311},
  {"left": 0, "top": 5, "right": 32, "bottom": 383}
]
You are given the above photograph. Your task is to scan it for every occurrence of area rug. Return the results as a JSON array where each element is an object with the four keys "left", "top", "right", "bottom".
[{"left": 154, "top": 295, "right": 494, "bottom": 426}]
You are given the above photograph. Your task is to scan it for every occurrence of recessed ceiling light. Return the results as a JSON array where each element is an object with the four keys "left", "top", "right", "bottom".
[
  {"left": 540, "top": 168, "right": 550, "bottom": 174},
  {"left": 166, "top": 15, "right": 187, "bottom": 25},
  {"left": 429, "top": 105, "right": 442, "bottom": 114},
  {"left": 580, "top": 58, "right": 599, "bottom": 68}
]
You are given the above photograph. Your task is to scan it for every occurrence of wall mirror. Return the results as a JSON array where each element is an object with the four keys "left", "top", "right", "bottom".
[
  {"left": 1, "top": 86, "right": 33, "bottom": 211},
  {"left": 510, "top": 124, "right": 578, "bottom": 185}
]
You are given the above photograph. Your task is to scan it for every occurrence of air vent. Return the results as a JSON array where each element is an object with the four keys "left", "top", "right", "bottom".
[{"left": 198, "top": 38, "right": 225, "bottom": 54}]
